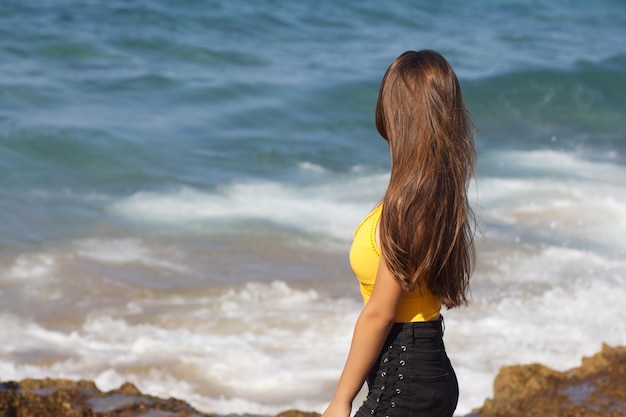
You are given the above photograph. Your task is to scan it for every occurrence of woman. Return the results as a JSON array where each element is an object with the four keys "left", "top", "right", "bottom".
[{"left": 323, "top": 50, "right": 475, "bottom": 417}]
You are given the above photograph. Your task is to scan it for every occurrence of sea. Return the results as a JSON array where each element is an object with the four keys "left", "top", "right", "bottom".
[{"left": 1, "top": 1, "right": 625, "bottom": 415}]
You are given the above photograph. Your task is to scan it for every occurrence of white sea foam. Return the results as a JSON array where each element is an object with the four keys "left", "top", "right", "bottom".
[
  {"left": 482, "top": 149, "right": 626, "bottom": 181},
  {"left": 5, "top": 253, "right": 56, "bottom": 282},
  {"left": 298, "top": 161, "right": 327, "bottom": 173},
  {"left": 478, "top": 150, "right": 626, "bottom": 253},
  {"left": 0, "top": 281, "right": 362, "bottom": 415},
  {"left": 74, "top": 238, "right": 188, "bottom": 272},
  {"left": 107, "top": 149, "right": 626, "bottom": 255},
  {"left": 1, "top": 254, "right": 62, "bottom": 300},
  {"left": 448, "top": 273, "right": 626, "bottom": 413},
  {"left": 75, "top": 238, "right": 151, "bottom": 264},
  {"left": 109, "top": 174, "right": 389, "bottom": 241},
  {"left": 1, "top": 238, "right": 625, "bottom": 416},
  {"left": 442, "top": 236, "right": 626, "bottom": 414},
  {"left": 2, "top": 261, "right": 624, "bottom": 416}
]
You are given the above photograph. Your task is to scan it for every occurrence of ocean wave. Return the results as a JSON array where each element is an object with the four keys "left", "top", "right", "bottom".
[
  {"left": 465, "top": 54, "right": 626, "bottom": 154},
  {"left": 108, "top": 175, "right": 388, "bottom": 240},
  {"left": 0, "top": 281, "right": 362, "bottom": 415},
  {"left": 476, "top": 149, "right": 626, "bottom": 254}
]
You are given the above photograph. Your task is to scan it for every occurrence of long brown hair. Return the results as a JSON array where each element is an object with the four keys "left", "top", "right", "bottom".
[{"left": 375, "top": 50, "right": 475, "bottom": 308}]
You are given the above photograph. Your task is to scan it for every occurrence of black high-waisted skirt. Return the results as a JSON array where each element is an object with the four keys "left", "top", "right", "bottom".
[{"left": 354, "top": 316, "right": 458, "bottom": 417}]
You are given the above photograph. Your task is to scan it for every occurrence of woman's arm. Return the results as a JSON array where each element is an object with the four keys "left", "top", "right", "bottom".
[{"left": 322, "top": 255, "right": 403, "bottom": 417}]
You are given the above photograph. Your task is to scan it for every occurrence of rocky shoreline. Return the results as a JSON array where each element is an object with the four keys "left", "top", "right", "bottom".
[
  {"left": 470, "top": 343, "right": 626, "bottom": 417},
  {"left": 1, "top": 344, "right": 624, "bottom": 417}
]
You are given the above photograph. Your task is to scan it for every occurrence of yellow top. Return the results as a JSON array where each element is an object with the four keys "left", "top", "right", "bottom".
[{"left": 349, "top": 204, "right": 441, "bottom": 322}]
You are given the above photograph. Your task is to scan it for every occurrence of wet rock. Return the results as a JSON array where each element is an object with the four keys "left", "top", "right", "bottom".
[
  {"left": 0, "top": 377, "right": 215, "bottom": 417},
  {"left": 472, "top": 343, "right": 626, "bottom": 417}
]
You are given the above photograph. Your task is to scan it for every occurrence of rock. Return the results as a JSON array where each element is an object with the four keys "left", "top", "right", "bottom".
[
  {"left": 111, "top": 382, "right": 142, "bottom": 396},
  {"left": 0, "top": 378, "right": 216, "bottom": 417},
  {"left": 472, "top": 343, "right": 626, "bottom": 417},
  {"left": 275, "top": 410, "right": 321, "bottom": 417}
]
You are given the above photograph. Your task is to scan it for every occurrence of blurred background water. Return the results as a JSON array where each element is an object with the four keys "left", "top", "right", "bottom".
[{"left": 1, "top": 1, "right": 625, "bottom": 415}]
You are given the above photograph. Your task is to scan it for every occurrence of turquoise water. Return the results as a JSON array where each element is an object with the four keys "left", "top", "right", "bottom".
[{"left": 1, "top": 1, "right": 625, "bottom": 415}]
